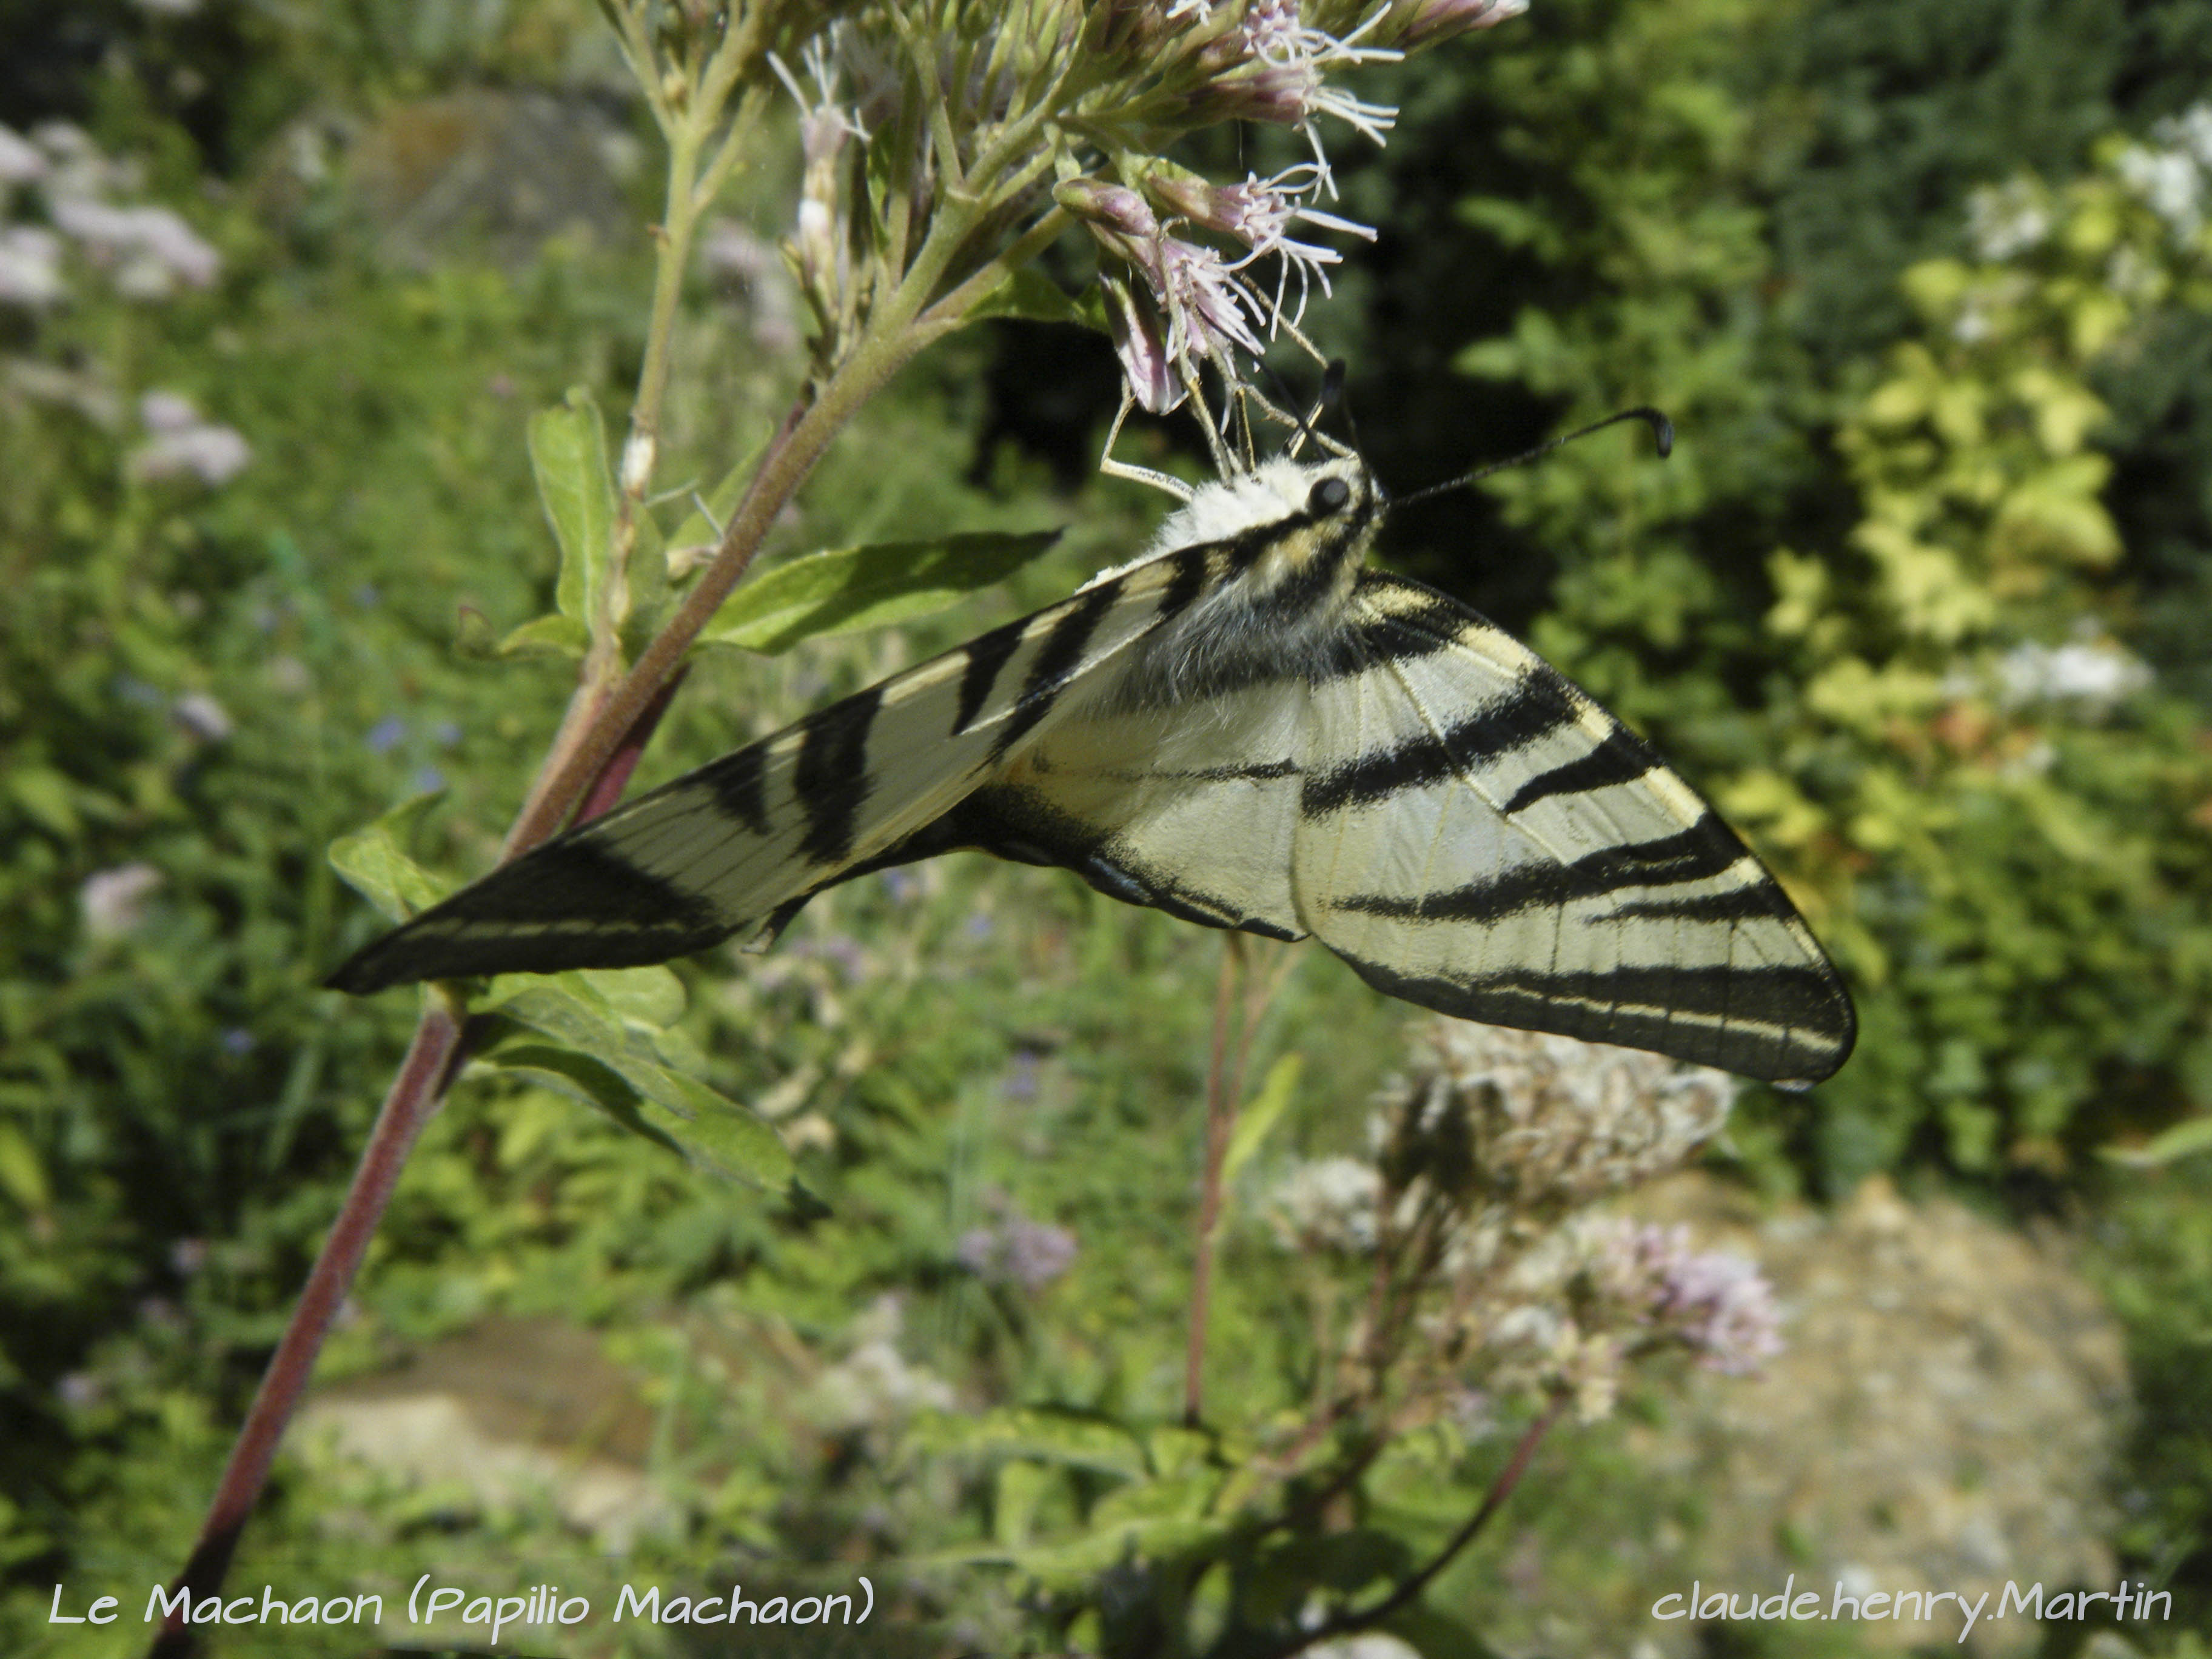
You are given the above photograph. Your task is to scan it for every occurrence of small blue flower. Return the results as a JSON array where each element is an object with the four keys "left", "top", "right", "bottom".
[
  {"left": 964, "top": 911, "right": 993, "bottom": 941},
  {"left": 352, "top": 583, "right": 381, "bottom": 609},
  {"left": 879, "top": 869, "right": 918, "bottom": 903},
  {"left": 364, "top": 716, "right": 406, "bottom": 754},
  {"left": 412, "top": 765, "right": 446, "bottom": 794},
  {"left": 219, "top": 1027, "right": 255, "bottom": 1057},
  {"left": 432, "top": 720, "right": 464, "bottom": 748}
]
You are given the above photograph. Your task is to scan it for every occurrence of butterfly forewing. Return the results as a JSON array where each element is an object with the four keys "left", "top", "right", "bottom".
[{"left": 324, "top": 548, "right": 1213, "bottom": 994}]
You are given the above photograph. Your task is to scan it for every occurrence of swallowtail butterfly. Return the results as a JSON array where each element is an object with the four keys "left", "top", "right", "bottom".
[{"left": 329, "top": 449, "right": 1855, "bottom": 1086}]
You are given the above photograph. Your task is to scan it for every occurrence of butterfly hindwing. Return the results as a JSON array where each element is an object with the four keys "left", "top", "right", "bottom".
[
  {"left": 920, "top": 672, "right": 1313, "bottom": 939},
  {"left": 324, "top": 546, "right": 1218, "bottom": 993},
  {"left": 1291, "top": 571, "right": 1855, "bottom": 1087}
]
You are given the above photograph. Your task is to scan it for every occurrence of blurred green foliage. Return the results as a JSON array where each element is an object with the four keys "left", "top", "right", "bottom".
[{"left": 3, "top": 0, "right": 2211, "bottom": 1653}]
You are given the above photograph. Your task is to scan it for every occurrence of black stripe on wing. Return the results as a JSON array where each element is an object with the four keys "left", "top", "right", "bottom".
[
  {"left": 1334, "top": 817, "right": 1751, "bottom": 927},
  {"left": 323, "top": 839, "right": 725, "bottom": 993},
  {"left": 1301, "top": 671, "right": 1574, "bottom": 816},
  {"left": 1346, "top": 954, "right": 1848, "bottom": 1087}
]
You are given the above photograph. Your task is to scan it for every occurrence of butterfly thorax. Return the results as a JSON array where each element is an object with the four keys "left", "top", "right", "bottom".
[{"left": 1093, "top": 457, "right": 1384, "bottom": 715}]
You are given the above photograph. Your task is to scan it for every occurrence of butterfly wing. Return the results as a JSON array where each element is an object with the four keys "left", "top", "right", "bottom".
[
  {"left": 885, "top": 671, "right": 1315, "bottom": 940},
  {"left": 325, "top": 545, "right": 1220, "bottom": 993},
  {"left": 1291, "top": 571, "right": 1855, "bottom": 1086}
]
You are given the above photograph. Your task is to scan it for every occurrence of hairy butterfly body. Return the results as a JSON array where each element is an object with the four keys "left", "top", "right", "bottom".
[{"left": 327, "top": 455, "right": 1856, "bottom": 1087}]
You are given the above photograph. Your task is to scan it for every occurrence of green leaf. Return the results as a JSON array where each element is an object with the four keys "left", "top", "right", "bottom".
[
  {"left": 496, "top": 612, "right": 589, "bottom": 660},
  {"left": 327, "top": 791, "right": 451, "bottom": 922},
  {"left": 910, "top": 1406, "right": 1147, "bottom": 1480},
  {"left": 2102, "top": 1114, "right": 2212, "bottom": 1168},
  {"left": 573, "top": 965, "right": 688, "bottom": 1030},
  {"left": 468, "top": 1033, "right": 689, "bottom": 1162},
  {"left": 0, "top": 1125, "right": 50, "bottom": 1210},
  {"left": 1223, "top": 1053, "right": 1302, "bottom": 1190},
  {"left": 486, "top": 979, "right": 793, "bottom": 1188},
  {"left": 699, "top": 529, "right": 1061, "bottom": 655},
  {"left": 529, "top": 389, "right": 616, "bottom": 631},
  {"left": 8, "top": 767, "right": 79, "bottom": 837},
  {"left": 969, "top": 267, "right": 1093, "bottom": 329}
]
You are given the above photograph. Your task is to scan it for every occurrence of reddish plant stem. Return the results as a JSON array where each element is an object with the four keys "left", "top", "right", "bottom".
[
  {"left": 149, "top": 1009, "right": 466, "bottom": 1658},
  {"left": 574, "top": 664, "right": 690, "bottom": 824},
  {"left": 147, "top": 666, "right": 695, "bottom": 1659}
]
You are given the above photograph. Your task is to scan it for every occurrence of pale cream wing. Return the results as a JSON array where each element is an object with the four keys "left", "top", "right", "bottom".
[
  {"left": 1292, "top": 572, "right": 1855, "bottom": 1086},
  {"left": 326, "top": 543, "right": 1222, "bottom": 993}
]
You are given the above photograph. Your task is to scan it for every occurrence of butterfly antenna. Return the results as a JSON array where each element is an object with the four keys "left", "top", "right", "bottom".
[{"left": 1400, "top": 406, "right": 1674, "bottom": 506}]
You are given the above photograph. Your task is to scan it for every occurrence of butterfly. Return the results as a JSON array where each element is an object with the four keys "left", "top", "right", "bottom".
[{"left": 327, "top": 444, "right": 1855, "bottom": 1087}]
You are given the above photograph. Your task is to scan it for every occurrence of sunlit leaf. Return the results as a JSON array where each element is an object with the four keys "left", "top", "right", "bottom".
[
  {"left": 327, "top": 792, "right": 451, "bottom": 922},
  {"left": 529, "top": 389, "right": 616, "bottom": 631},
  {"left": 699, "top": 529, "right": 1061, "bottom": 654}
]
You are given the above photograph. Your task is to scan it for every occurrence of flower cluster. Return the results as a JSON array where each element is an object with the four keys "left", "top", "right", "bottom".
[
  {"left": 130, "top": 390, "right": 253, "bottom": 488},
  {"left": 0, "top": 122, "right": 220, "bottom": 309},
  {"left": 1262, "top": 1017, "right": 1767, "bottom": 1426},
  {"left": 2115, "top": 102, "right": 2212, "bottom": 244},
  {"left": 759, "top": 1, "right": 1530, "bottom": 411}
]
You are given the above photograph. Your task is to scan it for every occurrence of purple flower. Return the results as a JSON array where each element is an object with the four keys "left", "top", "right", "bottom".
[
  {"left": 1002, "top": 1050, "right": 1042, "bottom": 1102},
  {"left": 412, "top": 765, "right": 446, "bottom": 794},
  {"left": 1594, "top": 1222, "right": 1785, "bottom": 1376},
  {"left": 130, "top": 394, "right": 250, "bottom": 486},
  {"left": 1103, "top": 273, "right": 1184, "bottom": 414},
  {"left": 879, "top": 868, "right": 919, "bottom": 903},
  {"left": 957, "top": 1213, "right": 1078, "bottom": 1290},
  {"left": 432, "top": 720, "right": 463, "bottom": 748},
  {"left": 364, "top": 716, "right": 406, "bottom": 754},
  {"left": 1383, "top": 0, "right": 1530, "bottom": 50},
  {"left": 1201, "top": 0, "right": 1403, "bottom": 144},
  {"left": 141, "top": 389, "right": 200, "bottom": 433},
  {"left": 57, "top": 1372, "right": 104, "bottom": 1411}
]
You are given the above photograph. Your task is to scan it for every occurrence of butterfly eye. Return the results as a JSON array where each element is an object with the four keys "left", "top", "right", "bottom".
[{"left": 1309, "top": 476, "right": 1352, "bottom": 515}]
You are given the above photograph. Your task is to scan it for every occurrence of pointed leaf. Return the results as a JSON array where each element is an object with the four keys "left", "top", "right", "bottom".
[
  {"left": 468, "top": 1034, "right": 689, "bottom": 1161},
  {"left": 487, "top": 979, "right": 793, "bottom": 1188},
  {"left": 327, "top": 792, "right": 451, "bottom": 922},
  {"left": 2103, "top": 1113, "right": 2212, "bottom": 1168},
  {"left": 970, "top": 267, "right": 1094, "bottom": 329},
  {"left": 699, "top": 529, "right": 1061, "bottom": 655},
  {"left": 497, "top": 612, "right": 589, "bottom": 660},
  {"left": 1223, "top": 1053, "right": 1302, "bottom": 1190},
  {"left": 529, "top": 389, "right": 616, "bottom": 629}
]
